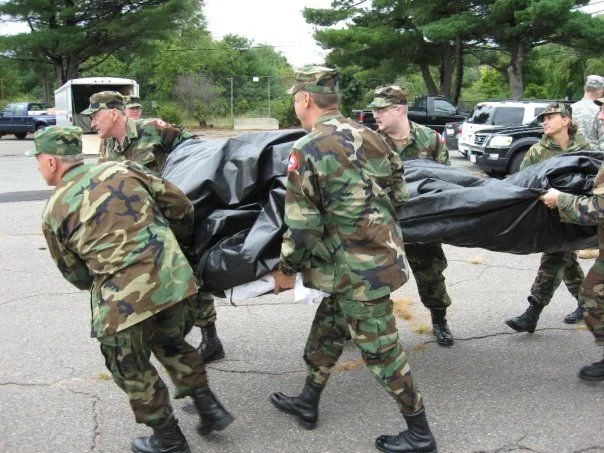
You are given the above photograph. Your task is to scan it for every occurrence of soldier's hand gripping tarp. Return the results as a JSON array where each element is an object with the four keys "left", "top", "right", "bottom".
[
  {"left": 163, "top": 131, "right": 601, "bottom": 293},
  {"left": 401, "top": 152, "right": 600, "bottom": 252}
]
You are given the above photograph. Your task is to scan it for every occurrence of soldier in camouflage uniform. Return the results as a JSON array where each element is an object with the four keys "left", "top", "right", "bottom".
[
  {"left": 270, "top": 67, "right": 437, "bottom": 453},
  {"left": 538, "top": 96, "right": 604, "bottom": 381},
  {"left": 571, "top": 75, "right": 603, "bottom": 148},
  {"left": 125, "top": 95, "right": 143, "bottom": 120},
  {"left": 83, "top": 91, "right": 225, "bottom": 364},
  {"left": 572, "top": 77, "right": 603, "bottom": 265},
  {"left": 369, "top": 85, "right": 454, "bottom": 347},
  {"left": 506, "top": 103, "right": 595, "bottom": 333},
  {"left": 28, "top": 126, "right": 233, "bottom": 453}
]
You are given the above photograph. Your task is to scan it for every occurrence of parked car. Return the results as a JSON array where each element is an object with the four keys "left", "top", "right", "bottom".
[
  {"left": 352, "top": 95, "right": 468, "bottom": 133},
  {"left": 0, "top": 102, "right": 56, "bottom": 139},
  {"left": 443, "top": 120, "right": 464, "bottom": 152},
  {"left": 406, "top": 95, "right": 469, "bottom": 132},
  {"left": 351, "top": 109, "right": 377, "bottom": 130},
  {"left": 459, "top": 100, "right": 550, "bottom": 161},
  {"left": 471, "top": 120, "right": 543, "bottom": 175},
  {"left": 472, "top": 100, "right": 576, "bottom": 176}
]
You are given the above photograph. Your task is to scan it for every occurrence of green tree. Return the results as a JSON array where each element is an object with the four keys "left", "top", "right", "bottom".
[
  {"left": 523, "top": 43, "right": 604, "bottom": 100},
  {"left": 0, "top": 0, "right": 203, "bottom": 86},
  {"left": 305, "top": 1, "right": 603, "bottom": 101},
  {"left": 304, "top": 0, "right": 483, "bottom": 103},
  {"left": 0, "top": 59, "right": 23, "bottom": 107},
  {"left": 463, "top": 66, "right": 509, "bottom": 100},
  {"left": 424, "top": 0, "right": 603, "bottom": 99}
]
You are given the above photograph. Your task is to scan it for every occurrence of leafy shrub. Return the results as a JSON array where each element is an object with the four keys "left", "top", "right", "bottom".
[
  {"left": 271, "top": 97, "right": 299, "bottom": 128},
  {"left": 156, "top": 102, "right": 183, "bottom": 125}
]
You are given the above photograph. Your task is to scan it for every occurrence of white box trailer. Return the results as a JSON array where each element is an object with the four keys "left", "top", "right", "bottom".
[{"left": 54, "top": 77, "right": 139, "bottom": 132}]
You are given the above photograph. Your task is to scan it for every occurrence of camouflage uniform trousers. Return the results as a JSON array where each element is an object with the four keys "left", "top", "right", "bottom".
[
  {"left": 303, "top": 294, "right": 423, "bottom": 414},
  {"left": 405, "top": 242, "right": 452, "bottom": 310},
  {"left": 530, "top": 251, "right": 585, "bottom": 306},
  {"left": 98, "top": 301, "right": 207, "bottom": 428},
  {"left": 579, "top": 258, "right": 604, "bottom": 345},
  {"left": 184, "top": 290, "right": 217, "bottom": 331}
]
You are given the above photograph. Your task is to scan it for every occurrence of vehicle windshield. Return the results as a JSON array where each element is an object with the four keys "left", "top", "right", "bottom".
[
  {"left": 468, "top": 105, "right": 524, "bottom": 126},
  {"left": 27, "top": 103, "right": 47, "bottom": 111}
]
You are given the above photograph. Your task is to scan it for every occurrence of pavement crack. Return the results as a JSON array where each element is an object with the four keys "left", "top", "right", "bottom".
[
  {"left": 0, "top": 381, "right": 53, "bottom": 387},
  {"left": 474, "top": 434, "right": 543, "bottom": 452},
  {"left": 66, "top": 389, "right": 102, "bottom": 453},
  {"left": 0, "top": 376, "right": 90, "bottom": 387},
  {"left": 0, "top": 290, "right": 83, "bottom": 306},
  {"left": 0, "top": 233, "right": 44, "bottom": 237},
  {"left": 206, "top": 365, "right": 303, "bottom": 376},
  {"left": 447, "top": 264, "right": 490, "bottom": 287},
  {"left": 0, "top": 378, "right": 104, "bottom": 451},
  {"left": 420, "top": 327, "right": 577, "bottom": 346},
  {"left": 447, "top": 261, "right": 536, "bottom": 288},
  {"left": 449, "top": 259, "right": 537, "bottom": 272}
]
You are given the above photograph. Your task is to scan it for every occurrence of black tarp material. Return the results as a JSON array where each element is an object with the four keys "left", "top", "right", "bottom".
[{"left": 163, "top": 131, "right": 601, "bottom": 292}]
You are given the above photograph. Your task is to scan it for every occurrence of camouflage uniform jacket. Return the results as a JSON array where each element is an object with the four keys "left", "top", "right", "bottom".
[
  {"left": 99, "top": 118, "right": 193, "bottom": 174},
  {"left": 382, "top": 121, "right": 451, "bottom": 165},
  {"left": 520, "top": 133, "right": 593, "bottom": 169},
  {"left": 280, "top": 111, "right": 409, "bottom": 301},
  {"left": 42, "top": 161, "right": 198, "bottom": 338},
  {"left": 571, "top": 99, "right": 600, "bottom": 147},
  {"left": 557, "top": 162, "right": 604, "bottom": 255}
]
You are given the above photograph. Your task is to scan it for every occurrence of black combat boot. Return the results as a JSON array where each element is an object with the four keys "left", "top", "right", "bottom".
[
  {"left": 430, "top": 308, "right": 454, "bottom": 347},
  {"left": 131, "top": 417, "right": 190, "bottom": 453},
  {"left": 197, "top": 322, "right": 225, "bottom": 363},
  {"left": 578, "top": 349, "right": 604, "bottom": 381},
  {"left": 269, "top": 378, "right": 324, "bottom": 429},
  {"left": 563, "top": 304, "right": 584, "bottom": 324},
  {"left": 375, "top": 407, "right": 438, "bottom": 453},
  {"left": 193, "top": 386, "right": 234, "bottom": 435},
  {"left": 505, "top": 297, "right": 544, "bottom": 333}
]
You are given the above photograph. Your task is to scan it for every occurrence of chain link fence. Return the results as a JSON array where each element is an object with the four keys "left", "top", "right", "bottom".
[
  {"left": 0, "top": 71, "right": 484, "bottom": 130},
  {"left": 137, "top": 74, "right": 298, "bottom": 129},
  {"left": 137, "top": 73, "right": 485, "bottom": 130}
]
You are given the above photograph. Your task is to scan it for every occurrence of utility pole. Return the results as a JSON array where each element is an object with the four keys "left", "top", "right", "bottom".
[
  {"left": 268, "top": 77, "right": 271, "bottom": 118},
  {"left": 230, "top": 76, "right": 234, "bottom": 123}
]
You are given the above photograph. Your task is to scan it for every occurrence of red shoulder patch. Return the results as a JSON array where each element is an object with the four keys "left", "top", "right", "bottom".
[{"left": 287, "top": 152, "right": 299, "bottom": 171}]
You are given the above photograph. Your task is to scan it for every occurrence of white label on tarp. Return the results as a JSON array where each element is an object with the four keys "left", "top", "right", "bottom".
[{"left": 224, "top": 273, "right": 329, "bottom": 304}]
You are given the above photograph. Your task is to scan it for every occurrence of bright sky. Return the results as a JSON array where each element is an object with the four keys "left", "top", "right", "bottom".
[
  {"left": 203, "top": 0, "right": 332, "bottom": 68},
  {"left": 0, "top": 0, "right": 333, "bottom": 68},
  {"left": 2, "top": 1, "right": 601, "bottom": 68}
]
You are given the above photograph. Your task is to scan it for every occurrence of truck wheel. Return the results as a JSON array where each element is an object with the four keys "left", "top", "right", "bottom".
[
  {"left": 509, "top": 149, "right": 528, "bottom": 175},
  {"left": 35, "top": 123, "right": 46, "bottom": 131},
  {"left": 14, "top": 133, "right": 27, "bottom": 140},
  {"left": 484, "top": 169, "right": 503, "bottom": 178}
]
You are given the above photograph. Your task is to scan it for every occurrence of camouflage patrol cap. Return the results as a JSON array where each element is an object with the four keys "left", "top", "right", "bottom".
[
  {"left": 368, "top": 86, "right": 408, "bottom": 108},
  {"left": 585, "top": 75, "right": 604, "bottom": 90},
  {"left": 25, "top": 126, "right": 83, "bottom": 157},
  {"left": 287, "top": 65, "right": 339, "bottom": 95},
  {"left": 81, "top": 91, "right": 125, "bottom": 115},
  {"left": 536, "top": 102, "right": 573, "bottom": 122},
  {"left": 125, "top": 96, "right": 142, "bottom": 108}
]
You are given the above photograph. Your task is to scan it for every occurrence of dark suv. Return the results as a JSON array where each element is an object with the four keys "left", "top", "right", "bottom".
[
  {"left": 473, "top": 119, "right": 543, "bottom": 175},
  {"left": 473, "top": 100, "right": 578, "bottom": 176}
]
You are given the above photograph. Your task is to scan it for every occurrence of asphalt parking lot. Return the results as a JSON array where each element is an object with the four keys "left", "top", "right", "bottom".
[{"left": 0, "top": 133, "right": 602, "bottom": 453}]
